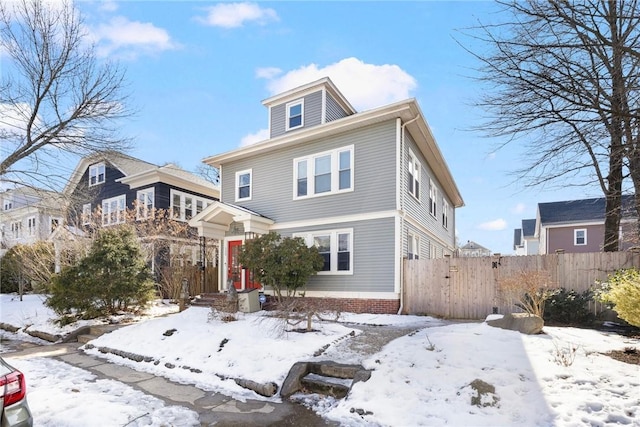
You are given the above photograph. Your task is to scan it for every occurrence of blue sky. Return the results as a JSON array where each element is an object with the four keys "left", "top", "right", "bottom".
[{"left": 48, "top": 1, "right": 609, "bottom": 254}]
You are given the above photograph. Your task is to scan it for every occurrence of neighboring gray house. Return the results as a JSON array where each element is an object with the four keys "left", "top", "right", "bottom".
[
  {"left": 190, "top": 77, "right": 464, "bottom": 314},
  {"left": 458, "top": 240, "right": 492, "bottom": 257},
  {"left": 513, "top": 218, "right": 538, "bottom": 255},
  {"left": 535, "top": 195, "right": 637, "bottom": 254}
]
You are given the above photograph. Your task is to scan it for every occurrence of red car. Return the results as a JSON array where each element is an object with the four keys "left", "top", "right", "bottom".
[{"left": 0, "top": 357, "right": 33, "bottom": 427}]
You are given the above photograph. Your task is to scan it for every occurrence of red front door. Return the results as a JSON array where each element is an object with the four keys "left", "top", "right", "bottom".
[{"left": 227, "top": 240, "right": 260, "bottom": 290}]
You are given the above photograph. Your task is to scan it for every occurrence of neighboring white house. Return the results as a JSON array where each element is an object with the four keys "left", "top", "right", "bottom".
[
  {"left": 0, "top": 186, "right": 64, "bottom": 256},
  {"left": 458, "top": 240, "right": 491, "bottom": 257}
]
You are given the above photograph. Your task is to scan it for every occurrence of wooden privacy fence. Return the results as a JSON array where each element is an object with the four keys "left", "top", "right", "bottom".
[
  {"left": 403, "top": 252, "right": 640, "bottom": 320},
  {"left": 159, "top": 266, "right": 218, "bottom": 299}
]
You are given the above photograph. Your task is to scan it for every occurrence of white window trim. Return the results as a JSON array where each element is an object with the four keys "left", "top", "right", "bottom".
[
  {"left": 27, "top": 216, "right": 36, "bottom": 236},
  {"left": 294, "top": 228, "right": 353, "bottom": 275},
  {"left": 408, "top": 232, "right": 420, "bottom": 260},
  {"left": 10, "top": 221, "right": 21, "bottom": 239},
  {"left": 136, "top": 188, "right": 155, "bottom": 220},
  {"left": 293, "top": 145, "right": 354, "bottom": 200},
  {"left": 408, "top": 150, "right": 421, "bottom": 201},
  {"left": 89, "top": 162, "right": 106, "bottom": 187},
  {"left": 429, "top": 179, "right": 437, "bottom": 218},
  {"left": 574, "top": 228, "right": 587, "bottom": 246},
  {"left": 170, "top": 189, "right": 211, "bottom": 222},
  {"left": 50, "top": 217, "right": 62, "bottom": 233},
  {"left": 442, "top": 199, "right": 450, "bottom": 229},
  {"left": 82, "top": 203, "right": 92, "bottom": 225},
  {"left": 235, "top": 169, "right": 253, "bottom": 202},
  {"left": 101, "top": 195, "right": 126, "bottom": 226},
  {"left": 286, "top": 99, "right": 304, "bottom": 131}
]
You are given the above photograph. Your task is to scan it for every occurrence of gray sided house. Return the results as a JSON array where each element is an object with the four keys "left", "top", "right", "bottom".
[
  {"left": 536, "top": 195, "right": 637, "bottom": 254},
  {"left": 190, "top": 77, "right": 464, "bottom": 314}
]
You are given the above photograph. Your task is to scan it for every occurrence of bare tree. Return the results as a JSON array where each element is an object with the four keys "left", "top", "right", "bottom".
[
  {"left": 0, "top": 0, "right": 132, "bottom": 191},
  {"left": 461, "top": 0, "right": 640, "bottom": 251}
]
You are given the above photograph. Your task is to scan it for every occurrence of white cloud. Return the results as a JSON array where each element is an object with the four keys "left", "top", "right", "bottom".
[
  {"left": 511, "top": 203, "right": 526, "bottom": 214},
  {"left": 98, "top": 1, "right": 119, "bottom": 12},
  {"left": 91, "top": 16, "right": 180, "bottom": 59},
  {"left": 478, "top": 218, "right": 507, "bottom": 231},
  {"left": 240, "top": 128, "right": 269, "bottom": 147},
  {"left": 260, "top": 57, "right": 417, "bottom": 111},
  {"left": 196, "top": 3, "right": 279, "bottom": 28},
  {"left": 255, "top": 67, "right": 282, "bottom": 80},
  {"left": 0, "top": 103, "right": 31, "bottom": 133}
]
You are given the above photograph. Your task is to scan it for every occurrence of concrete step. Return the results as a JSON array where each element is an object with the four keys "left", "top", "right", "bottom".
[
  {"left": 280, "top": 360, "right": 371, "bottom": 399},
  {"left": 301, "top": 374, "right": 351, "bottom": 398},
  {"left": 77, "top": 334, "right": 95, "bottom": 344}
]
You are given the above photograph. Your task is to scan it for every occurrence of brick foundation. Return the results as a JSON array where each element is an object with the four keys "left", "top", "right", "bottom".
[{"left": 193, "top": 293, "right": 400, "bottom": 314}]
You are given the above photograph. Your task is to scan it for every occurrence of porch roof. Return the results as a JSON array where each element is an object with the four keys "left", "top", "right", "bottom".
[{"left": 188, "top": 202, "right": 274, "bottom": 240}]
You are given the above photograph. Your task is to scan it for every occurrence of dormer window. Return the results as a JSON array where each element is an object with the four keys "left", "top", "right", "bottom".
[
  {"left": 89, "top": 163, "right": 105, "bottom": 186},
  {"left": 286, "top": 99, "right": 304, "bottom": 131}
]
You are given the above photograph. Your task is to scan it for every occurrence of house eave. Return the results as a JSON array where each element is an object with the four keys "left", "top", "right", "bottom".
[
  {"left": 117, "top": 170, "right": 220, "bottom": 199},
  {"left": 204, "top": 99, "right": 464, "bottom": 208}
]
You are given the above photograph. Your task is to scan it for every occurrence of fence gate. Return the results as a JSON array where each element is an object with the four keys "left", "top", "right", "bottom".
[{"left": 402, "top": 252, "right": 640, "bottom": 319}]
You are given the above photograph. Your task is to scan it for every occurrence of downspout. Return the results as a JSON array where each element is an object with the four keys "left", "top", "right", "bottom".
[{"left": 397, "top": 115, "right": 420, "bottom": 315}]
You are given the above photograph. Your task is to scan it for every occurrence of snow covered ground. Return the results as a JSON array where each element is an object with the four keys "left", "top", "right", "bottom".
[{"left": 1, "top": 294, "right": 638, "bottom": 426}]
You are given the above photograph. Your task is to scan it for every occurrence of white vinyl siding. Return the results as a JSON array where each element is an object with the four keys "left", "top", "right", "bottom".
[
  {"left": 236, "top": 169, "right": 252, "bottom": 202},
  {"left": 293, "top": 145, "right": 353, "bottom": 200},
  {"left": 102, "top": 195, "right": 126, "bottom": 226},
  {"left": 89, "top": 163, "right": 105, "bottom": 186},
  {"left": 136, "top": 188, "right": 155, "bottom": 220}
]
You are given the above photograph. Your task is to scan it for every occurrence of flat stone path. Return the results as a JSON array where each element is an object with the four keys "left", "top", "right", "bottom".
[{"left": 5, "top": 342, "right": 336, "bottom": 426}]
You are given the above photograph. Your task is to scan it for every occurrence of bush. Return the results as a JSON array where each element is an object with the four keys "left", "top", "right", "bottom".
[
  {"left": 596, "top": 268, "right": 640, "bottom": 327},
  {"left": 238, "top": 232, "right": 324, "bottom": 302},
  {"left": 0, "top": 246, "right": 25, "bottom": 293},
  {"left": 46, "top": 225, "right": 155, "bottom": 320},
  {"left": 543, "top": 288, "right": 595, "bottom": 326},
  {"left": 497, "top": 270, "right": 558, "bottom": 317}
]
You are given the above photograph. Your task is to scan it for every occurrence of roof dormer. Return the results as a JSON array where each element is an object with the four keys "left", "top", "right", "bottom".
[{"left": 261, "top": 77, "right": 356, "bottom": 139}]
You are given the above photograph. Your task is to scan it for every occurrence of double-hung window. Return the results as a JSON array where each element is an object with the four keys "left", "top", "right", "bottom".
[
  {"left": 10, "top": 221, "right": 21, "bottom": 239},
  {"left": 408, "top": 150, "right": 420, "bottom": 200},
  {"left": 82, "top": 203, "right": 92, "bottom": 225},
  {"left": 27, "top": 217, "right": 36, "bottom": 236},
  {"left": 136, "top": 188, "right": 155, "bottom": 220},
  {"left": 171, "top": 190, "right": 210, "bottom": 221},
  {"left": 89, "top": 163, "right": 106, "bottom": 186},
  {"left": 295, "top": 229, "right": 353, "bottom": 274},
  {"left": 286, "top": 99, "right": 304, "bottom": 131},
  {"left": 429, "top": 180, "right": 437, "bottom": 217},
  {"left": 102, "top": 195, "right": 126, "bottom": 226},
  {"left": 236, "top": 169, "right": 252, "bottom": 202},
  {"left": 294, "top": 146, "right": 353, "bottom": 199},
  {"left": 574, "top": 229, "right": 587, "bottom": 246},
  {"left": 408, "top": 233, "right": 420, "bottom": 260},
  {"left": 442, "top": 199, "right": 449, "bottom": 229}
]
